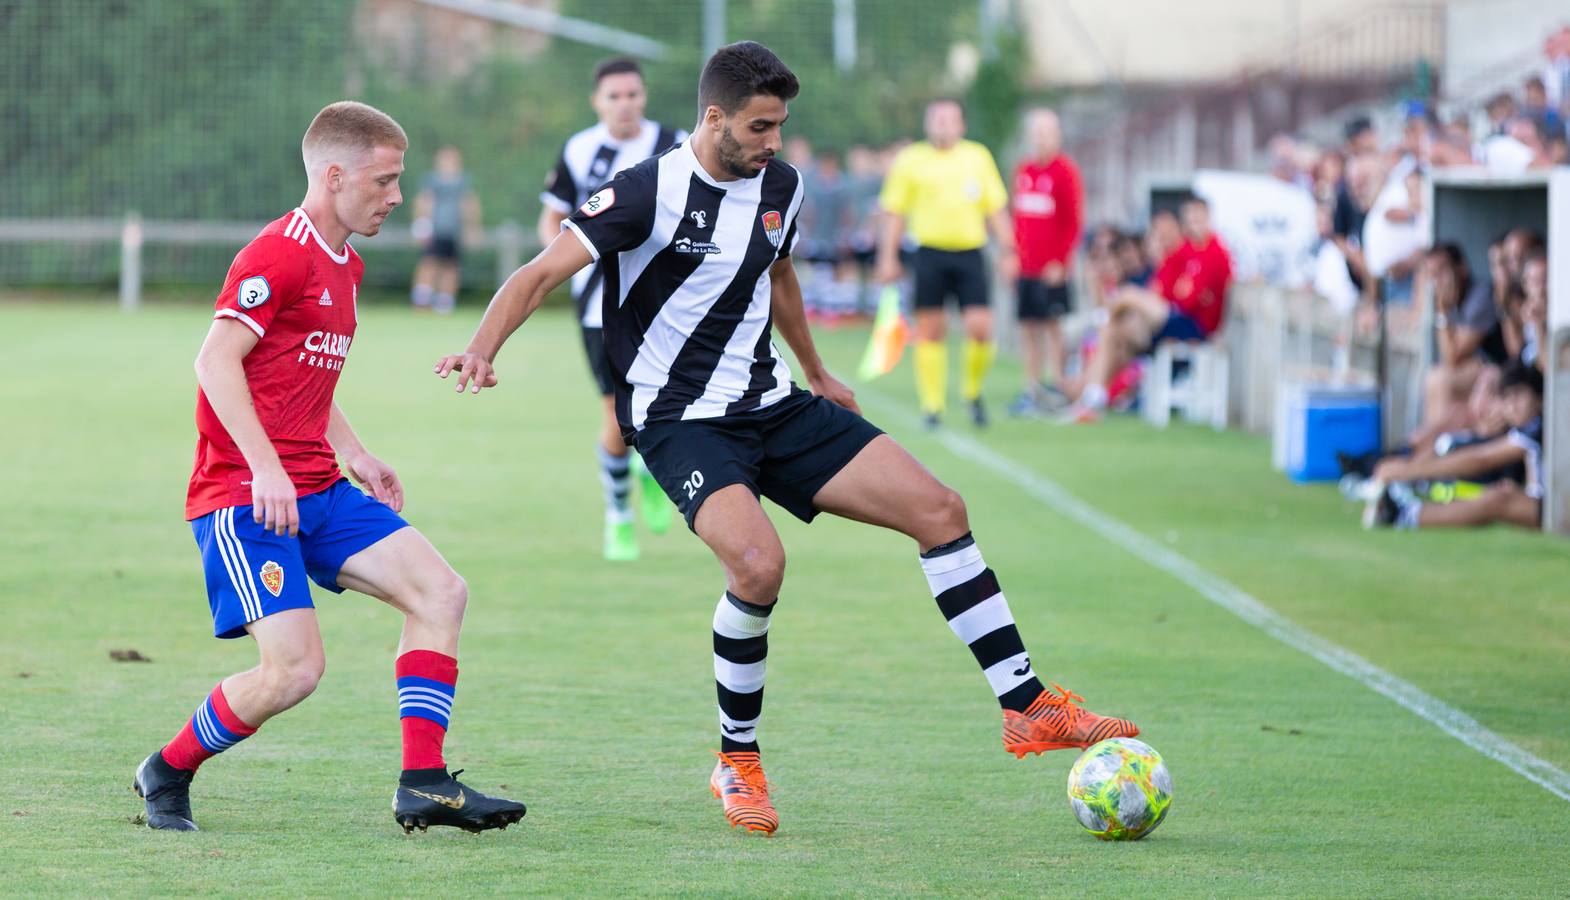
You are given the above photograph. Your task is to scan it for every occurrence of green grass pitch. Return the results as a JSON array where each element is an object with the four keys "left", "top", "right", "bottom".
[{"left": 2, "top": 297, "right": 1567, "bottom": 896}]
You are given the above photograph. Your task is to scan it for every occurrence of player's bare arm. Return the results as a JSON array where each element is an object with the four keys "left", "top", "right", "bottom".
[
  {"left": 1372, "top": 435, "right": 1524, "bottom": 484},
  {"left": 988, "top": 208, "right": 1019, "bottom": 282},
  {"left": 434, "top": 231, "right": 594, "bottom": 393},
  {"left": 193, "top": 317, "right": 299, "bottom": 537},
  {"left": 769, "top": 256, "right": 858, "bottom": 413},
  {"left": 327, "top": 402, "right": 404, "bottom": 513},
  {"left": 536, "top": 204, "right": 568, "bottom": 249}
]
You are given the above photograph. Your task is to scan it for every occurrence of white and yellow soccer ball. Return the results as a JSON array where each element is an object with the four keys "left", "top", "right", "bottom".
[{"left": 1066, "top": 737, "right": 1173, "bottom": 840}]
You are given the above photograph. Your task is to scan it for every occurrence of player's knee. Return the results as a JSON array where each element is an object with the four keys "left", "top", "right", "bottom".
[
  {"left": 420, "top": 569, "right": 468, "bottom": 629},
  {"left": 730, "top": 547, "right": 786, "bottom": 604},
  {"left": 915, "top": 486, "right": 969, "bottom": 544},
  {"left": 267, "top": 656, "right": 324, "bottom": 706}
]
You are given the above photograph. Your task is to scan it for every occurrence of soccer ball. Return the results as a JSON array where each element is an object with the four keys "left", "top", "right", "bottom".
[{"left": 1066, "top": 737, "right": 1172, "bottom": 840}]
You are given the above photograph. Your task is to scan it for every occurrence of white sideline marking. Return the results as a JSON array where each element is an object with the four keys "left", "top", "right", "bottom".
[{"left": 866, "top": 396, "right": 1570, "bottom": 803}]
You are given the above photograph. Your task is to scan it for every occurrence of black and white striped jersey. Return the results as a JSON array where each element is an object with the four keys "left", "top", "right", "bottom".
[
  {"left": 541, "top": 119, "right": 684, "bottom": 327},
  {"left": 563, "top": 140, "right": 805, "bottom": 435}
]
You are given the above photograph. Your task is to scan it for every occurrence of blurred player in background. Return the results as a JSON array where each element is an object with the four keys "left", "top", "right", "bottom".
[
  {"left": 134, "top": 102, "right": 525, "bottom": 835},
  {"left": 876, "top": 98, "right": 1016, "bottom": 429},
  {"left": 1009, "top": 107, "right": 1082, "bottom": 416},
  {"left": 538, "top": 56, "right": 686, "bottom": 561},
  {"left": 409, "top": 145, "right": 481, "bottom": 315},
  {"left": 438, "top": 41, "right": 1138, "bottom": 838}
]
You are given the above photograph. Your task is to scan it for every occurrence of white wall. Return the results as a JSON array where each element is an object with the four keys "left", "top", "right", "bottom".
[
  {"left": 1020, "top": 0, "right": 1441, "bottom": 87},
  {"left": 1444, "top": 0, "right": 1570, "bottom": 101}
]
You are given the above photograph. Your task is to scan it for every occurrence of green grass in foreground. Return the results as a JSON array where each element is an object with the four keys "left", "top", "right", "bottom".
[{"left": 1, "top": 300, "right": 1566, "bottom": 896}]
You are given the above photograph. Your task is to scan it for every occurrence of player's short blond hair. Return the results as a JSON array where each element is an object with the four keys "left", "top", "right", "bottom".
[{"left": 301, "top": 101, "right": 408, "bottom": 180}]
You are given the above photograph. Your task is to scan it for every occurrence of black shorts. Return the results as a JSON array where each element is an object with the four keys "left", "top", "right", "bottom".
[
  {"left": 580, "top": 326, "right": 615, "bottom": 397},
  {"left": 1017, "top": 278, "right": 1071, "bottom": 322},
  {"left": 631, "top": 391, "right": 884, "bottom": 531},
  {"left": 913, "top": 247, "right": 989, "bottom": 310},
  {"left": 425, "top": 235, "right": 461, "bottom": 262}
]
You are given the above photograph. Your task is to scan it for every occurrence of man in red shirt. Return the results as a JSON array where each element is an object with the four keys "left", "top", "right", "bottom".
[
  {"left": 1071, "top": 196, "right": 1232, "bottom": 417},
  {"left": 133, "top": 102, "right": 524, "bottom": 835},
  {"left": 1009, "top": 108, "right": 1082, "bottom": 415}
]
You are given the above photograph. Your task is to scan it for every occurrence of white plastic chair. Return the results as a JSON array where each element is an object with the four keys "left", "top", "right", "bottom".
[{"left": 1140, "top": 341, "right": 1230, "bottom": 430}]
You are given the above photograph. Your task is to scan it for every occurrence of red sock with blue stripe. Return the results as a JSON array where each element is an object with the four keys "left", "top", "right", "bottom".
[
  {"left": 160, "top": 681, "right": 258, "bottom": 772},
  {"left": 396, "top": 650, "right": 457, "bottom": 780}
]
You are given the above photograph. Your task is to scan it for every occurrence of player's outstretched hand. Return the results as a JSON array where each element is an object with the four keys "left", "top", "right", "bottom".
[
  {"left": 343, "top": 451, "right": 405, "bottom": 513},
  {"left": 434, "top": 352, "right": 499, "bottom": 394},
  {"left": 809, "top": 370, "right": 860, "bottom": 415},
  {"left": 251, "top": 466, "right": 300, "bottom": 538}
]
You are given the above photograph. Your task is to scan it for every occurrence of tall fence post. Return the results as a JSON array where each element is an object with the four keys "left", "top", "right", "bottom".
[
  {"left": 494, "top": 219, "right": 523, "bottom": 288},
  {"left": 119, "top": 210, "right": 143, "bottom": 312}
]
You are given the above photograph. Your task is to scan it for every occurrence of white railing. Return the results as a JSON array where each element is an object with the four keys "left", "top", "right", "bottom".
[
  {"left": 1221, "top": 284, "right": 1426, "bottom": 449},
  {"left": 0, "top": 214, "right": 536, "bottom": 310}
]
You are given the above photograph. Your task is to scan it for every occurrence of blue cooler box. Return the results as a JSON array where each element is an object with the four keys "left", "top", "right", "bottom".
[{"left": 1272, "top": 383, "right": 1381, "bottom": 482}]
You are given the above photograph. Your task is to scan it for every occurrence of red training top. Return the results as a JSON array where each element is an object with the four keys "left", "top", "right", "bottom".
[
  {"left": 1011, "top": 155, "right": 1083, "bottom": 277},
  {"left": 1153, "top": 235, "right": 1232, "bottom": 337},
  {"left": 186, "top": 208, "right": 363, "bottom": 520}
]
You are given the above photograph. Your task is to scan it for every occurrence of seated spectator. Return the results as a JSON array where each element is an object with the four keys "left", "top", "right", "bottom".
[
  {"left": 1364, "top": 363, "right": 1544, "bottom": 530},
  {"left": 1067, "top": 197, "right": 1232, "bottom": 419},
  {"left": 1142, "top": 211, "right": 1181, "bottom": 282},
  {"left": 1518, "top": 249, "right": 1548, "bottom": 372},
  {"left": 1114, "top": 231, "right": 1152, "bottom": 287},
  {"left": 1521, "top": 75, "right": 1565, "bottom": 138},
  {"left": 1415, "top": 242, "right": 1508, "bottom": 434}
]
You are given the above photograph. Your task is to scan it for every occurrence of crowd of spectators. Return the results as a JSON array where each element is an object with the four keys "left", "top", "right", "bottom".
[{"left": 787, "top": 137, "right": 910, "bottom": 323}]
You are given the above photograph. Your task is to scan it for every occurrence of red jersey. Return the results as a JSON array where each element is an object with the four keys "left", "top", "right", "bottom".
[
  {"left": 185, "top": 208, "right": 364, "bottom": 520},
  {"left": 1153, "top": 235, "right": 1232, "bottom": 337},
  {"left": 1011, "top": 155, "right": 1083, "bottom": 277}
]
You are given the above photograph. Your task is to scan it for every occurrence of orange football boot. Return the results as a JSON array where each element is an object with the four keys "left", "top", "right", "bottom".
[
  {"left": 709, "top": 751, "right": 777, "bottom": 835},
  {"left": 1002, "top": 683, "right": 1139, "bottom": 757}
]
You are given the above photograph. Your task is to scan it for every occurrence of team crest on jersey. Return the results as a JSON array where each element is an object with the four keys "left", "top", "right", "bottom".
[
  {"left": 761, "top": 210, "right": 783, "bottom": 249},
  {"left": 238, "top": 275, "right": 270, "bottom": 309},
  {"left": 580, "top": 187, "right": 615, "bottom": 217},
  {"left": 259, "top": 561, "right": 284, "bottom": 597}
]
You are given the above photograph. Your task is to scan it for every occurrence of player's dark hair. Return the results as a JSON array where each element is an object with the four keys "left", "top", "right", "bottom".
[
  {"left": 1499, "top": 361, "right": 1543, "bottom": 398},
  {"left": 698, "top": 41, "right": 799, "bottom": 115},
  {"left": 1344, "top": 116, "right": 1373, "bottom": 141},
  {"left": 593, "top": 56, "right": 643, "bottom": 87}
]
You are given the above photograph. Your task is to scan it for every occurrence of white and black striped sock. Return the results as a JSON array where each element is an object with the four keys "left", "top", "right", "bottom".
[
  {"left": 597, "top": 445, "right": 633, "bottom": 525},
  {"left": 713, "top": 591, "right": 772, "bottom": 753},
  {"left": 921, "top": 533, "right": 1045, "bottom": 712}
]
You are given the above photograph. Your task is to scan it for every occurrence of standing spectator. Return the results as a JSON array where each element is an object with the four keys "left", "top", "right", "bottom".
[
  {"left": 410, "top": 146, "right": 481, "bottom": 315},
  {"left": 844, "top": 144, "right": 884, "bottom": 312},
  {"left": 798, "top": 149, "right": 859, "bottom": 322},
  {"left": 1483, "top": 92, "right": 1517, "bottom": 139},
  {"left": 1009, "top": 107, "right": 1083, "bottom": 415},
  {"left": 1521, "top": 76, "right": 1565, "bottom": 138},
  {"left": 1361, "top": 112, "right": 1428, "bottom": 307},
  {"left": 876, "top": 98, "right": 1016, "bottom": 429}
]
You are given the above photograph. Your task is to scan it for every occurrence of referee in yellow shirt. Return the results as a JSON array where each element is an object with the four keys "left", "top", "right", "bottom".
[{"left": 875, "top": 98, "right": 1016, "bottom": 428}]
